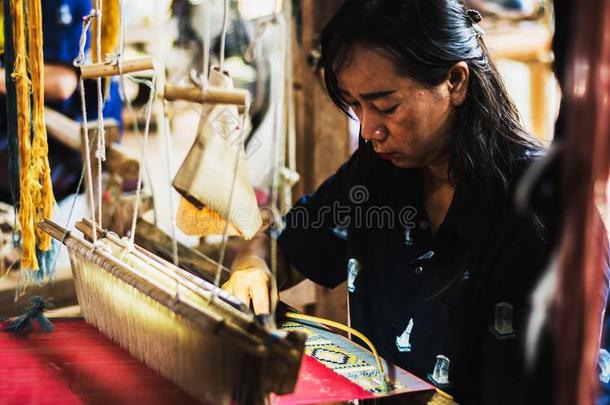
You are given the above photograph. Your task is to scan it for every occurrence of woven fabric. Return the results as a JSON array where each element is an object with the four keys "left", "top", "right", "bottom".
[
  {"left": 0, "top": 319, "right": 199, "bottom": 405},
  {"left": 282, "top": 320, "right": 434, "bottom": 398},
  {"left": 0, "top": 318, "right": 434, "bottom": 404}
]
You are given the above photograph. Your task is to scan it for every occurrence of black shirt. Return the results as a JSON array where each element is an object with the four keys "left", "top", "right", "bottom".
[{"left": 277, "top": 143, "right": 552, "bottom": 404}]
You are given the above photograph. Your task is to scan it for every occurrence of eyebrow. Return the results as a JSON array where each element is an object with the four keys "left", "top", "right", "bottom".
[{"left": 339, "top": 88, "right": 397, "bottom": 100}]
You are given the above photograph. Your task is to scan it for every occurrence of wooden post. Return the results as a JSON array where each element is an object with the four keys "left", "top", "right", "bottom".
[
  {"left": 286, "top": 0, "right": 349, "bottom": 324},
  {"left": 529, "top": 60, "right": 552, "bottom": 141}
]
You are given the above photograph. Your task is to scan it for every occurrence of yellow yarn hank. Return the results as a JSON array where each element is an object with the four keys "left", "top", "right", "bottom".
[
  {"left": 90, "top": 0, "right": 120, "bottom": 63},
  {"left": 0, "top": 5, "right": 5, "bottom": 55},
  {"left": 10, "top": 0, "right": 37, "bottom": 269},
  {"left": 27, "top": 0, "right": 55, "bottom": 252}
]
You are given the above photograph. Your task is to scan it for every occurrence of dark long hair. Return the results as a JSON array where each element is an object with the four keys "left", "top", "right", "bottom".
[{"left": 320, "top": 0, "right": 542, "bottom": 198}]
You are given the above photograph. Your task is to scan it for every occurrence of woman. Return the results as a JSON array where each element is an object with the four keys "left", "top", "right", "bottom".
[{"left": 223, "top": 0, "right": 550, "bottom": 403}]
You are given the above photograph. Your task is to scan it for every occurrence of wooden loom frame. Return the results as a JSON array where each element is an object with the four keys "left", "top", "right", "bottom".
[{"left": 39, "top": 219, "right": 305, "bottom": 404}]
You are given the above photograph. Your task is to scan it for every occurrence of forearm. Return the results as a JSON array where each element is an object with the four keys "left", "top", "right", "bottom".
[
  {"left": 232, "top": 231, "right": 305, "bottom": 291},
  {"left": 0, "top": 65, "right": 77, "bottom": 101},
  {"left": 43, "top": 64, "right": 78, "bottom": 102},
  {"left": 0, "top": 68, "right": 6, "bottom": 94}
]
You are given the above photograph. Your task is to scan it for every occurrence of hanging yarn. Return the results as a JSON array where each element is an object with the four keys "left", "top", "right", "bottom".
[
  {"left": 11, "top": 0, "right": 35, "bottom": 269},
  {"left": 3, "top": 0, "right": 19, "bottom": 208},
  {"left": 3, "top": 296, "right": 55, "bottom": 336},
  {"left": 6, "top": 0, "right": 56, "bottom": 276},
  {"left": 28, "top": 0, "right": 54, "bottom": 254},
  {"left": 91, "top": 0, "right": 120, "bottom": 96},
  {"left": 90, "top": 0, "right": 120, "bottom": 63},
  {"left": 0, "top": 5, "right": 4, "bottom": 54}
]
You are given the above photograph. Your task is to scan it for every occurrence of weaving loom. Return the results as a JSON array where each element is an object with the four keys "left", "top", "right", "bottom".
[
  {"left": 36, "top": 217, "right": 446, "bottom": 404},
  {"left": 15, "top": 0, "right": 312, "bottom": 402},
  {"left": 39, "top": 219, "right": 305, "bottom": 404}
]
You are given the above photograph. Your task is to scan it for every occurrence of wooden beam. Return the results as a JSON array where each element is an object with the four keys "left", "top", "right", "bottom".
[
  {"left": 287, "top": 0, "right": 349, "bottom": 322},
  {"left": 44, "top": 108, "right": 82, "bottom": 150},
  {"left": 134, "top": 219, "right": 231, "bottom": 285}
]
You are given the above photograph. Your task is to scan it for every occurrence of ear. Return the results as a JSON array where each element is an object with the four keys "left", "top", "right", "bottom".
[{"left": 446, "top": 62, "right": 469, "bottom": 106}]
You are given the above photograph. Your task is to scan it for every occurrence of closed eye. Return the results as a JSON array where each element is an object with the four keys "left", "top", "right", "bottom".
[{"left": 380, "top": 104, "right": 399, "bottom": 114}]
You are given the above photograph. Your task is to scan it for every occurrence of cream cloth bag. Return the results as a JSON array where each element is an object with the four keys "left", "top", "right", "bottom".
[{"left": 173, "top": 69, "right": 262, "bottom": 239}]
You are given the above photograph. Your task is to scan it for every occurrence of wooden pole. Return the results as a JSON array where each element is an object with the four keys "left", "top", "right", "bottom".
[
  {"left": 163, "top": 84, "right": 250, "bottom": 109},
  {"left": 80, "top": 56, "right": 155, "bottom": 79},
  {"left": 286, "top": 0, "right": 349, "bottom": 323}
]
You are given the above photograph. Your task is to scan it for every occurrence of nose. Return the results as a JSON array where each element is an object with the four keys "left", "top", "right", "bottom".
[{"left": 359, "top": 110, "right": 387, "bottom": 142}]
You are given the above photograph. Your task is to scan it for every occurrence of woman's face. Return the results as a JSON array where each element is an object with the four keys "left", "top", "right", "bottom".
[{"left": 336, "top": 45, "right": 468, "bottom": 169}]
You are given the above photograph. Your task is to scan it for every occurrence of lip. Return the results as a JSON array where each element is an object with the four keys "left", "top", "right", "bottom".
[{"left": 377, "top": 152, "right": 395, "bottom": 160}]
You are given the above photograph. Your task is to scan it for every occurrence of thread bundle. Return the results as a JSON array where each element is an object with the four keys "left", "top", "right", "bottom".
[{"left": 7, "top": 0, "right": 55, "bottom": 275}]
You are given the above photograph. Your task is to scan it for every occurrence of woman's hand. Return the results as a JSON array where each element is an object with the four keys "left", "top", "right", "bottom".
[{"left": 222, "top": 256, "right": 277, "bottom": 315}]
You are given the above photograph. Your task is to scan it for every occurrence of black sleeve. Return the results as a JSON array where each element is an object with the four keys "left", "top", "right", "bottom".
[{"left": 276, "top": 153, "right": 359, "bottom": 289}]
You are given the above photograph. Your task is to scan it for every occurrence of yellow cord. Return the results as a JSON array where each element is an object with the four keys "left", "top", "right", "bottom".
[
  {"left": 435, "top": 387, "right": 454, "bottom": 400},
  {"left": 284, "top": 311, "right": 390, "bottom": 393}
]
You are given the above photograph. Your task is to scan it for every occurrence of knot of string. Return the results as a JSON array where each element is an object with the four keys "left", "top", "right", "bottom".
[
  {"left": 73, "top": 10, "right": 97, "bottom": 68},
  {"left": 189, "top": 68, "right": 209, "bottom": 92}
]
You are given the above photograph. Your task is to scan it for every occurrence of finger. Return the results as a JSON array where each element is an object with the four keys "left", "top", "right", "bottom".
[
  {"left": 250, "top": 281, "right": 270, "bottom": 315},
  {"left": 269, "top": 277, "right": 279, "bottom": 315},
  {"left": 230, "top": 284, "right": 251, "bottom": 308}
]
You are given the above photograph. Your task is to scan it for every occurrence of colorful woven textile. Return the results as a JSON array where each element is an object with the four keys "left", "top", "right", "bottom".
[
  {"left": 0, "top": 319, "right": 434, "bottom": 404},
  {"left": 280, "top": 320, "right": 434, "bottom": 401}
]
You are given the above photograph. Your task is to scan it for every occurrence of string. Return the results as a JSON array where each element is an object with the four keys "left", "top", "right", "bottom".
[
  {"left": 202, "top": 0, "right": 212, "bottom": 81},
  {"left": 127, "top": 75, "right": 156, "bottom": 246},
  {"left": 213, "top": 104, "right": 251, "bottom": 289},
  {"left": 219, "top": 0, "right": 229, "bottom": 72},
  {"left": 118, "top": 0, "right": 125, "bottom": 61},
  {"left": 159, "top": 100, "right": 180, "bottom": 302},
  {"left": 49, "top": 134, "right": 97, "bottom": 275},
  {"left": 270, "top": 4, "right": 284, "bottom": 256},
  {"left": 232, "top": 2, "right": 291, "bottom": 322},
  {"left": 94, "top": 0, "right": 105, "bottom": 225},
  {"left": 112, "top": 0, "right": 176, "bottom": 298},
  {"left": 268, "top": 0, "right": 286, "bottom": 321},
  {"left": 283, "top": 0, "right": 298, "bottom": 214},
  {"left": 74, "top": 10, "right": 98, "bottom": 245},
  {"left": 115, "top": 1, "right": 159, "bottom": 228},
  {"left": 161, "top": 100, "right": 179, "bottom": 268}
]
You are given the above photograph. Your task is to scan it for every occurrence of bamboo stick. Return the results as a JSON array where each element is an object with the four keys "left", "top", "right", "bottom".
[
  {"left": 163, "top": 84, "right": 250, "bottom": 109},
  {"left": 80, "top": 57, "right": 155, "bottom": 79}
]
